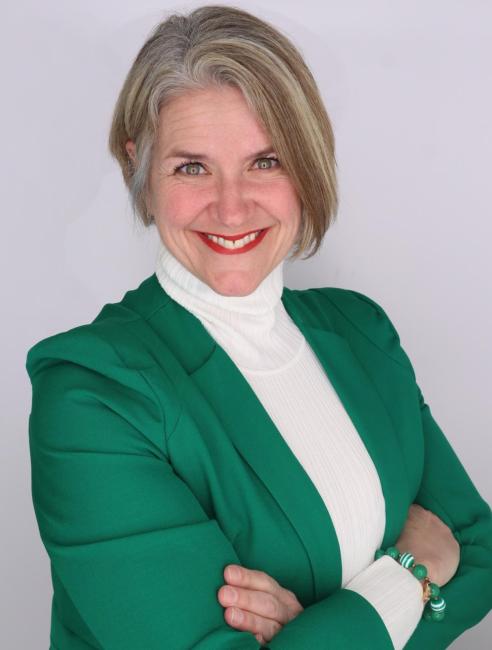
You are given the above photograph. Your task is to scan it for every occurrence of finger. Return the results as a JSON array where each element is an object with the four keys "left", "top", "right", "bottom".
[
  {"left": 223, "top": 604, "right": 282, "bottom": 642},
  {"left": 223, "top": 565, "right": 303, "bottom": 617},
  {"left": 225, "top": 565, "right": 279, "bottom": 592},
  {"left": 223, "top": 565, "right": 295, "bottom": 616},
  {"left": 409, "top": 504, "right": 427, "bottom": 513},
  {"left": 218, "top": 584, "right": 290, "bottom": 624}
]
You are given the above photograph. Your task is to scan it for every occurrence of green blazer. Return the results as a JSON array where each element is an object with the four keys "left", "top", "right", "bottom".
[{"left": 26, "top": 273, "right": 492, "bottom": 650}]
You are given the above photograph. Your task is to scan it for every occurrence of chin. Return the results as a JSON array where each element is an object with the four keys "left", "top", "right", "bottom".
[{"left": 207, "top": 272, "right": 261, "bottom": 297}]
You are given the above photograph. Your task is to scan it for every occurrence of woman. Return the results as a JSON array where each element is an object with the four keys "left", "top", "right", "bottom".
[{"left": 26, "top": 5, "right": 491, "bottom": 649}]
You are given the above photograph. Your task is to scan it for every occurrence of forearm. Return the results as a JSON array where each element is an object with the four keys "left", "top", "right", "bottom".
[{"left": 252, "top": 587, "right": 393, "bottom": 649}]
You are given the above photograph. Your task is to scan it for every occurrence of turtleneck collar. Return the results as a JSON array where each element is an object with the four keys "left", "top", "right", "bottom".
[
  {"left": 154, "top": 239, "right": 304, "bottom": 372},
  {"left": 155, "top": 239, "right": 284, "bottom": 315}
]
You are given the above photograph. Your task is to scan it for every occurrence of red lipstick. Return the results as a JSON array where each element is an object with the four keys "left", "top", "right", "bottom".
[
  {"left": 199, "top": 228, "right": 262, "bottom": 241},
  {"left": 197, "top": 227, "right": 269, "bottom": 255}
]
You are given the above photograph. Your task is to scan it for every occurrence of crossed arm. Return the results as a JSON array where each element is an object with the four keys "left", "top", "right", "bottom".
[{"left": 26, "top": 313, "right": 492, "bottom": 649}]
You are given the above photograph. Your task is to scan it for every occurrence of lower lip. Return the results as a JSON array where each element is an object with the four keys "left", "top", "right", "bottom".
[{"left": 197, "top": 228, "right": 269, "bottom": 255}]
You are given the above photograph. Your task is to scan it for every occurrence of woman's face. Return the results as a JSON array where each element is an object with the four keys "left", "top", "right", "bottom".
[{"left": 126, "top": 85, "right": 302, "bottom": 296}]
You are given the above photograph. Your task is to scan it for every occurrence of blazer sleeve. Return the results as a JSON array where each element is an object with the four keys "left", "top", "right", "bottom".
[
  {"left": 26, "top": 325, "right": 398, "bottom": 650},
  {"left": 26, "top": 324, "right": 397, "bottom": 650},
  {"left": 346, "top": 290, "right": 492, "bottom": 649}
]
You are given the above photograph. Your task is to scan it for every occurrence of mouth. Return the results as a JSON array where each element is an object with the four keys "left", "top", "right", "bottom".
[
  {"left": 199, "top": 228, "right": 264, "bottom": 241},
  {"left": 196, "top": 227, "right": 270, "bottom": 254}
]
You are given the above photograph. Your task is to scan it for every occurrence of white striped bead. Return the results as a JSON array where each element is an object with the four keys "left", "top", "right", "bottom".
[
  {"left": 430, "top": 598, "right": 446, "bottom": 612},
  {"left": 399, "top": 552, "right": 415, "bottom": 569}
]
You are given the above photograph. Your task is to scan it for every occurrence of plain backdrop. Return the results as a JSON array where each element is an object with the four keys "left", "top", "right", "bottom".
[{"left": 2, "top": 0, "right": 491, "bottom": 647}]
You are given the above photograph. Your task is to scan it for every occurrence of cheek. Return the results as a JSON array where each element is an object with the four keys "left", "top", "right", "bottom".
[
  {"left": 267, "top": 184, "right": 302, "bottom": 223},
  {"left": 154, "top": 180, "right": 301, "bottom": 228},
  {"left": 155, "top": 186, "right": 205, "bottom": 228}
]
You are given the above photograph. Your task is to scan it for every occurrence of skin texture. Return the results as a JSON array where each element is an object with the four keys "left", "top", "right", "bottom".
[
  {"left": 395, "top": 503, "right": 461, "bottom": 587},
  {"left": 217, "top": 564, "right": 304, "bottom": 645},
  {"left": 126, "top": 85, "right": 302, "bottom": 297}
]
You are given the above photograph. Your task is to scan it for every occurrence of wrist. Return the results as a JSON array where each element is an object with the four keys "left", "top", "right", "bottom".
[
  {"left": 393, "top": 541, "right": 442, "bottom": 586},
  {"left": 406, "top": 554, "right": 442, "bottom": 587},
  {"left": 375, "top": 545, "right": 447, "bottom": 622}
]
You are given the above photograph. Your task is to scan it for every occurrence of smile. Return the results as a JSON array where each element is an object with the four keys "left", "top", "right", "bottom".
[{"left": 197, "top": 228, "right": 270, "bottom": 254}]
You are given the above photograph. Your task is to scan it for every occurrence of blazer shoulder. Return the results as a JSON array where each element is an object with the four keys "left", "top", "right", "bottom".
[
  {"left": 25, "top": 273, "right": 168, "bottom": 382},
  {"left": 313, "top": 286, "right": 395, "bottom": 328},
  {"left": 26, "top": 319, "right": 123, "bottom": 383},
  {"left": 290, "top": 285, "right": 414, "bottom": 371},
  {"left": 25, "top": 276, "right": 174, "bottom": 450},
  {"left": 25, "top": 275, "right": 184, "bottom": 459}
]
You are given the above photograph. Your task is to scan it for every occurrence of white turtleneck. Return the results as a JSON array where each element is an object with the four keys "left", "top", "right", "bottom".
[{"left": 155, "top": 240, "right": 424, "bottom": 649}]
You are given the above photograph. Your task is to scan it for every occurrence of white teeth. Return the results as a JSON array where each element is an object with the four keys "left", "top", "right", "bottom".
[{"left": 206, "top": 230, "right": 261, "bottom": 249}]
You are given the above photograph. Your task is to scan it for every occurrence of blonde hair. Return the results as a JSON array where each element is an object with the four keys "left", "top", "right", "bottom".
[{"left": 108, "top": 4, "right": 338, "bottom": 259}]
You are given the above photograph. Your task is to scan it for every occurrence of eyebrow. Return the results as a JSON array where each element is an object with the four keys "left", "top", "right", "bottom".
[{"left": 163, "top": 147, "right": 276, "bottom": 161}]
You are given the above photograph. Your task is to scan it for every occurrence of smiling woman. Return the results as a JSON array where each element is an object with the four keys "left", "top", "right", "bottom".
[
  {"left": 124, "top": 84, "right": 303, "bottom": 296},
  {"left": 108, "top": 6, "right": 339, "bottom": 264},
  {"left": 26, "top": 4, "right": 491, "bottom": 650}
]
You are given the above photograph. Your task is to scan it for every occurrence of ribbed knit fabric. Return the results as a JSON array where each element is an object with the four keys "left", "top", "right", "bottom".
[{"left": 155, "top": 240, "right": 425, "bottom": 649}]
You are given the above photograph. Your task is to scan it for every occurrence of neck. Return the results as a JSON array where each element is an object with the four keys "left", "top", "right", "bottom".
[{"left": 154, "top": 239, "right": 303, "bottom": 371}]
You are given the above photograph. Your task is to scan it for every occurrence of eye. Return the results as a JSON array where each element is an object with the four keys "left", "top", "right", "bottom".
[
  {"left": 172, "top": 156, "right": 280, "bottom": 176},
  {"left": 173, "top": 160, "right": 205, "bottom": 175},
  {"left": 255, "top": 156, "right": 280, "bottom": 170}
]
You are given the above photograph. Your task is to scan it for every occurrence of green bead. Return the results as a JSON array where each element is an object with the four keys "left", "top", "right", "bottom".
[
  {"left": 375, "top": 549, "right": 385, "bottom": 560},
  {"left": 386, "top": 546, "right": 400, "bottom": 559},
  {"left": 429, "top": 583, "right": 440, "bottom": 598},
  {"left": 412, "top": 564, "right": 427, "bottom": 579},
  {"left": 431, "top": 610, "right": 445, "bottom": 622}
]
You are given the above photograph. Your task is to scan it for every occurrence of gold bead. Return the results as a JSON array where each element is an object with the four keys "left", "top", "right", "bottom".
[{"left": 422, "top": 577, "right": 432, "bottom": 603}]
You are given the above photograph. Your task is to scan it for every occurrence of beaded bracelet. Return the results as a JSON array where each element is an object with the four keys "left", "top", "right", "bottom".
[{"left": 375, "top": 546, "right": 447, "bottom": 622}]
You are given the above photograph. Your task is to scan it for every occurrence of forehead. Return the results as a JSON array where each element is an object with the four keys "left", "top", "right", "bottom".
[{"left": 156, "top": 86, "right": 271, "bottom": 151}]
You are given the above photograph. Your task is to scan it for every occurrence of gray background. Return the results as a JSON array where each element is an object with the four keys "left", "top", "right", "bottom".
[{"left": 3, "top": 0, "right": 490, "bottom": 647}]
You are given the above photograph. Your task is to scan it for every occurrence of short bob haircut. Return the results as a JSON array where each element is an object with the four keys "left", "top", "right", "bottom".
[{"left": 108, "top": 4, "right": 338, "bottom": 260}]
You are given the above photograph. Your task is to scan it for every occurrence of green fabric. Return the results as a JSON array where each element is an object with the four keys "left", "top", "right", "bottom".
[{"left": 26, "top": 275, "right": 492, "bottom": 649}]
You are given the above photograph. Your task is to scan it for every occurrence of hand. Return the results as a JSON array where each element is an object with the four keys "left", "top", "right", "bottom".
[
  {"left": 395, "top": 503, "right": 460, "bottom": 587},
  {"left": 217, "top": 564, "right": 304, "bottom": 645}
]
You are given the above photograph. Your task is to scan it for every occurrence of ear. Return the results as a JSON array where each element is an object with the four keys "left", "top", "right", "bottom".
[{"left": 125, "top": 139, "right": 137, "bottom": 163}]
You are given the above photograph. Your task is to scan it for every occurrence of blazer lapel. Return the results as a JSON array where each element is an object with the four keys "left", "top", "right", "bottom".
[
  {"left": 189, "top": 339, "right": 342, "bottom": 602},
  {"left": 139, "top": 276, "right": 408, "bottom": 601},
  {"left": 283, "top": 308, "right": 408, "bottom": 550},
  {"left": 281, "top": 289, "right": 408, "bottom": 548}
]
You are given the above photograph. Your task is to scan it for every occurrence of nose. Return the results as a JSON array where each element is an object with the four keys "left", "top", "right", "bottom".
[{"left": 214, "top": 175, "right": 252, "bottom": 230}]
